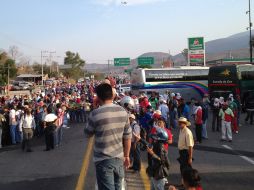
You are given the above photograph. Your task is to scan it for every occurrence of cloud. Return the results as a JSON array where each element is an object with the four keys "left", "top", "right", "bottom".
[{"left": 94, "top": 0, "right": 167, "bottom": 6}]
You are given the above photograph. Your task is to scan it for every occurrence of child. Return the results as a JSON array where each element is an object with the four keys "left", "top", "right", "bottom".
[{"left": 134, "top": 127, "right": 170, "bottom": 190}]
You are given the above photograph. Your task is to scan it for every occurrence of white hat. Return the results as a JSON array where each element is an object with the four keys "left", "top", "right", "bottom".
[
  {"left": 176, "top": 93, "right": 181, "bottom": 100},
  {"left": 160, "top": 99, "right": 166, "bottom": 103},
  {"left": 154, "top": 110, "right": 162, "bottom": 115},
  {"left": 129, "top": 114, "right": 136, "bottom": 120},
  {"left": 214, "top": 98, "right": 219, "bottom": 103},
  {"left": 44, "top": 113, "right": 57, "bottom": 122}
]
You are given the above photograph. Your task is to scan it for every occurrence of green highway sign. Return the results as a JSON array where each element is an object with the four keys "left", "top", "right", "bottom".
[
  {"left": 114, "top": 58, "right": 130, "bottom": 66},
  {"left": 138, "top": 57, "right": 154, "bottom": 65}
]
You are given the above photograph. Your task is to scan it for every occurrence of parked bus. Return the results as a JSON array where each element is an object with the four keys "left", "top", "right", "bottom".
[
  {"left": 131, "top": 66, "right": 209, "bottom": 101},
  {"left": 208, "top": 64, "right": 254, "bottom": 103}
]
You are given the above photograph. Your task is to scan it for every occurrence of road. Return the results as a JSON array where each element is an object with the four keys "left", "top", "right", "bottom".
[{"left": 0, "top": 114, "right": 254, "bottom": 190}]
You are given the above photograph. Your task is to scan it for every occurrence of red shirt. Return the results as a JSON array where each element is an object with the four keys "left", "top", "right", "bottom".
[
  {"left": 140, "top": 97, "right": 150, "bottom": 111},
  {"left": 150, "top": 127, "right": 173, "bottom": 150},
  {"left": 195, "top": 107, "right": 203, "bottom": 125}
]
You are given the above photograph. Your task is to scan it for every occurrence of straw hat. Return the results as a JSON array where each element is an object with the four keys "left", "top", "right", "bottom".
[{"left": 178, "top": 117, "right": 191, "bottom": 126}]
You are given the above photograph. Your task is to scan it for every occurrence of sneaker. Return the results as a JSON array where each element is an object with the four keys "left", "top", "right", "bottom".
[
  {"left": 220, "top": 139, "right": 226, "bottom": 142},
  {"left": 228, "top": 140, "right": 232, "bottom": 142},
  {"left": 235, "top": 131, "right": 239, "bottom": 134}
]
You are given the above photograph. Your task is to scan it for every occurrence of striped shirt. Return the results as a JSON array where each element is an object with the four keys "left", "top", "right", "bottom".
[{"left": 84, "top": 103, "right": 132, "bottom": 163}]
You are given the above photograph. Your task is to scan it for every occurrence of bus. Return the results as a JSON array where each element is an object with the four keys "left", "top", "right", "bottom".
[
  {"left": 208, "top": 64, "right": 254, "bottom": 103},
  {"left": 131, "top": 66, "right": 209, "bottom": 101}
]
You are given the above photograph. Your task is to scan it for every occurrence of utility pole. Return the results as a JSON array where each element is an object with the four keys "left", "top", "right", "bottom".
[
  {"left": 108, "top": 60, "right": 110, "bottom": 75},
  {"left": 41, "top": 50, "right": 48, "bottom": 85},
  {"left": 108, "top": 60, "right": 112, "bottom": 76},
  {"left": 7, "top": 64, "right": 9, "bottom": 95},
  {"left": 247, "top": 0, "right": 253, "bottom": 63},
  {"left": 49, "top": 51, "right": 56, "bottom": 74}
]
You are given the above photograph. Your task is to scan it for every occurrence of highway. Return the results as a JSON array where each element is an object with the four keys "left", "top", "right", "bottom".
[{"left": 0, "top": 116, "right": 254, "bottom": 190}]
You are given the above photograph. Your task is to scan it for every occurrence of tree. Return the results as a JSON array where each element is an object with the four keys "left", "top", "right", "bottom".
[
  {"left": 181, "top": 48, "right": 188, "bottom": 62},
  {"left": 0, "top": 56, "right": 17, "bottom": 85},
  {"left": 32, "top": 63, "right": 50, "bottom": 75},
  {"left": 63, "top": 51, "right": 85, "bottom": 80},
  {"left": 0, "top": 52, "right": 9, "bottom": 65},
  {"left": 5, "top": 59, "right": 17, "bottom": 78},
  {"left": 8, "top": 46, "right": 23, "bottom": 61}
]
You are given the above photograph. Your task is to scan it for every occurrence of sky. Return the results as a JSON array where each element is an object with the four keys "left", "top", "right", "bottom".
[{"left": 0, "top": 0, "right": 252, "bottom": 64}]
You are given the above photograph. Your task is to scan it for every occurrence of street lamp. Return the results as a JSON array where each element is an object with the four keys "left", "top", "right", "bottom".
[{"left": 246, "top": 0, "right": 253, "bottom": 63}]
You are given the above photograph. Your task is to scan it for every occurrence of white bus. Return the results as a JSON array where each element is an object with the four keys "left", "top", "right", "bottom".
[{"left": 131, "top": 66, "right": 209, "bottom": 100}]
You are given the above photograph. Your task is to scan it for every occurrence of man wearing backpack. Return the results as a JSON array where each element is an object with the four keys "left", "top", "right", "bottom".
[{"left": 219, "top": 102, "right": 234, "bottom": 142}]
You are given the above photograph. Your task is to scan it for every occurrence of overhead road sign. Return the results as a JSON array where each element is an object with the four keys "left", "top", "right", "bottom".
[
  {"left": 114, "top": 58, "right": 130, "bottom": 66},
  {"left": 138, "top": 57, "right": 154, "bottom": 65}
]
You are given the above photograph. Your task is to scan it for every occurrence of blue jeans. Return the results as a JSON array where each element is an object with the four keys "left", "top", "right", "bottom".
[
  {"left": 151, "top": 177, "right": 167, "bottom": 190},
  {"left": 95, "top": 158, "right": 124, "bottom": 190},
  {"left": 10, "top": 125, "right": 17, "bottom": 144},
  {"left": 54, "top": 126, "right": 63, "bottom": 146},
  {"left": 202, "top": 119, "right": 208, "bottom": 138},
  {"left": 130, "top": 143, "right": 141, "bottom": 171}
]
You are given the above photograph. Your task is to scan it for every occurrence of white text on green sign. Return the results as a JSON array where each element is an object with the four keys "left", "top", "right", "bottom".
[
  {"left": 138, "top": 57, "right": 154, "bottom": 65},
  {"left": 114, "top": 58, "right": 130, "bottom": 66}
]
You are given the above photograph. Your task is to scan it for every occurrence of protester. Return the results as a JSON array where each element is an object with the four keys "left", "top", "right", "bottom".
[
  {"left": 84, "top": 83, "right": 132, "bottom": 190},
  {"left": 9, "top": 104, "right": 18, "bottom": 144},
  {"left": 129, "top": 114, "right": 141, "bottom": 173},
  {"left": 44, "top": 107, "right": 58, "bottom": 151},
  {"left": 19, "top": 108, "right": 36, "bottom": 152},
  {"left": 228, "top": 94, "right": 238, "bottom": 133},
  {"left": 211, "top": 98, "right": 221, "bottom": 132},
  {"left": 0, "top": 110, "right": 6, "bottom": 148},
  {"left": 158, "top": 99, "right": 169, "bottom": 128},
  {"left": 219, "top": 102, "right": 234, "bottom": 142},
  {"left": 194, "top": 102, "right": 203, "bottom": 144},
  {"left": 177, "top": 117, "right": 194, "bottom": 176},
  {"left": 201, "top": 95, "right": 209, "bottom": 139}
]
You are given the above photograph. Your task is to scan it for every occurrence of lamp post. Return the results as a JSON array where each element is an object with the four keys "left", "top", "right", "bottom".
[{"left": 247, "top": 0, "right": 253, "bottom": 63}]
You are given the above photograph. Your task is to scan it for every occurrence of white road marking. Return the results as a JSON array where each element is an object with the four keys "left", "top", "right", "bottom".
[
  {"left": 222, "top": 145, "right": 233, "bottom": 150},
  {"left": 240, "top": 156, "right": 254, "bottom": 165},
  {"left": 222, "top": 145, "right": 254, "bottom": 165}
]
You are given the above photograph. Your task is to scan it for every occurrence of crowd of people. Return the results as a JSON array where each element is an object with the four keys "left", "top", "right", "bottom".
[
  {"left": 0, "top": 80, "right": 94, "bottom": 151},
  {"left": 0, "top": 76, "right": 253, "bottom": 190}
]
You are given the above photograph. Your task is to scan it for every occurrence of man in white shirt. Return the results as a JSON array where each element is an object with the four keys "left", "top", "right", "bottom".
[{"left": 19, "top": 108, "right": 36, "bottom": 152}]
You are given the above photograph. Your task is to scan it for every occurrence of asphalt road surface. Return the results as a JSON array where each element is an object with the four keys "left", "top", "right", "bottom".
[{"left": 0, "top": 114, "right": 254, "bottom": 190}]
